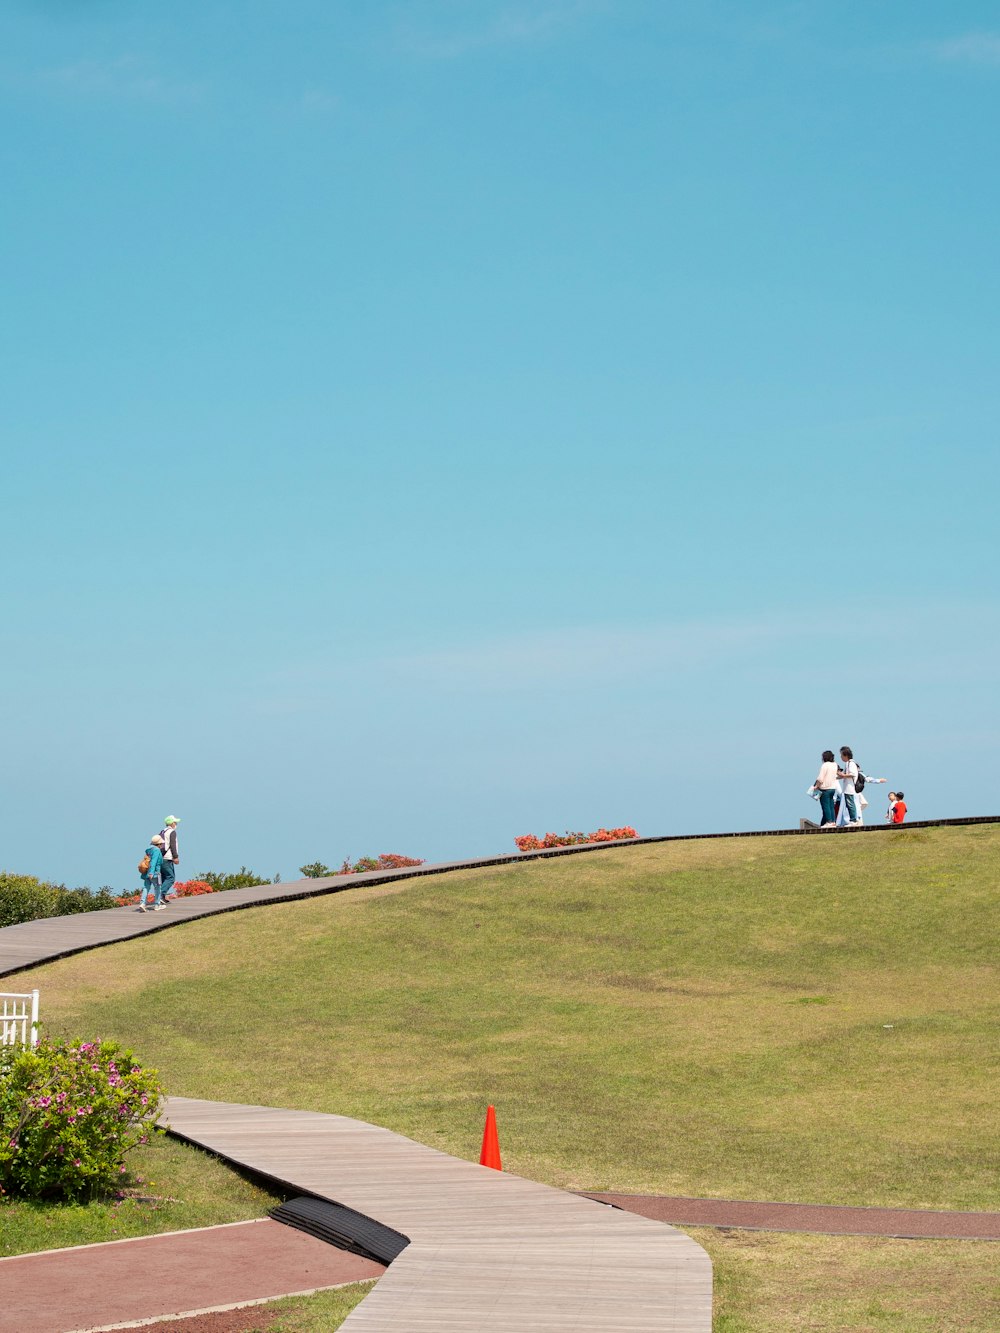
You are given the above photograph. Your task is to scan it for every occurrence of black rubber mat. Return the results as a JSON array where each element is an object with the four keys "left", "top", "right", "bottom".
[{"left": 270, "top": 1195, "right": 409, "bottom": 1265}]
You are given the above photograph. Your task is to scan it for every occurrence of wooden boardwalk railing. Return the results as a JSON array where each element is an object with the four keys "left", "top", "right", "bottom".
[{"left": 163, "top": 1096, "right": 713, "bottom": 1331}]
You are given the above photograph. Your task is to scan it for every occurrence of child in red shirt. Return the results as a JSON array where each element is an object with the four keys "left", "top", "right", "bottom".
[{"left": 887, "top": 792, "right": 907, "bottom": 824}]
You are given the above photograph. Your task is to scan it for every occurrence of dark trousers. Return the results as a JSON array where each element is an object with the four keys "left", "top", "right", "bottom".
[
  {"left": 818, "top": 789, "right": 836, "bottom": 825},
  {"left": 160, "top": 861, "right": 177, "bottom": 897}
]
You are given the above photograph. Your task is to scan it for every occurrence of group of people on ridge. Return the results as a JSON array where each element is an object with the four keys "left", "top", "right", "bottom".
[
  {"left": 810, "top": 748, "right": 907, "bottom": 829},
  {"left": 137, "top": 817, "right": 181, "bottom": 910}
]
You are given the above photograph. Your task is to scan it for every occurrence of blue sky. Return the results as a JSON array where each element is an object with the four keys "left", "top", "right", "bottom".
[{"left": 2, "top": 1, "right": 998, "bottom": 889}]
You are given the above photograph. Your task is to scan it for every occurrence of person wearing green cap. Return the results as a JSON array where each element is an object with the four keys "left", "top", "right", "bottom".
[{"left": 159, "top": 816, "right": 181, "bottom": 900}]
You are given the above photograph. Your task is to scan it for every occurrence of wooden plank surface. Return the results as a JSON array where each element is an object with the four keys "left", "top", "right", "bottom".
[
  {"left": 0, "top": 850, "right": 636, "bottom": 980},
  {"left": 163, "top": 1096, "right": 712, "bottom": 1331},
  {"left": 3, "top": 818, "right": 995, "bottom": 981}
]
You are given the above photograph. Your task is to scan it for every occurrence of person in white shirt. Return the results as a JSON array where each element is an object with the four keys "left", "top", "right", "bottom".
[
  {"left": 854, "top": 771, "right": 887, "bottom": 825},
  {"left": 837, "top": 747, "right": 860, "bottom": 826},
  {"left": 159, "top": 816, "right": 181, "bottom": 899},
  {"left": 814, "top": 750, "right": 839, "bottom": 827}
]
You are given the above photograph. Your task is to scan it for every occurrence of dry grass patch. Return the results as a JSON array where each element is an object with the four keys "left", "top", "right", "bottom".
[{"left": 693, "top": 1228, "right": 1000, "bottom": 1332}]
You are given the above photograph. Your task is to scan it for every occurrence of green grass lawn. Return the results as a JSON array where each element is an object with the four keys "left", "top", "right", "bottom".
[
  {"left": 0, "top": 1133, "right": 284, "bottom": 1256},
  {"left": 9, "top": 825, "right": 1000, "bottom": 1329},
  {"left": 235, "top": 1282, "right": 377, "bottom": 1332}
]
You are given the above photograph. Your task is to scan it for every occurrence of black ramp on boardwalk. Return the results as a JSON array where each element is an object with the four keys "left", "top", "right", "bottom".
[{"left": 271, "top": 1196, "right": 411, "bottom": 1264}]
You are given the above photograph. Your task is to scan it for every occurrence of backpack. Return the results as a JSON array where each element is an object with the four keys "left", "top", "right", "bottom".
[
  {"left": 138, "top": 852, "right": 151, "bottom": 875},
  {"left": 855, "top": 766, "right": 866, "bottom": 793}
]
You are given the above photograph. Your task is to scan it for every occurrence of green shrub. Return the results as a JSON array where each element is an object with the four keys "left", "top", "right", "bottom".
[
  {"left": 299, "top": 862, "right": 331, "bottom": 878},
  {"left": 0, "top": 1037, "right": 163, "bottom": 1202},
  {"left": 0, "top": 874, "right": 121, "bottom": 927},
  {"left": 57, "top": 886, "right": 120, "bottom": 915},
  {"left": 351, "top": 857, "right": 381, "bottom": 873},
  {"left": 0, "top": 874, "right": 58, "bottom": 928},
  {"left": 197, "top": 867, "right": 280, "bottom": 892}
]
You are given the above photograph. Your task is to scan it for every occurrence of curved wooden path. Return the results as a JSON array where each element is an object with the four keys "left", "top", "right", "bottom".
[
  {"left": 163, "top": 1096, "right": 712, "bottom": 1332},
  {"left": 2, "top": 817, "right": 995, "bottom": 981},
  {"left": 0, "top": 843, "right": 641, "bottom": 979}
]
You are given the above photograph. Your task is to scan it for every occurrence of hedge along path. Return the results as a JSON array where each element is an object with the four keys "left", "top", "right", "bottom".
[
  {"left": 2, "top": 817, "right": 996, "bottom": 980},
  {"left": 163, "top": 1095, "right": 713, "bottom": 1332}
]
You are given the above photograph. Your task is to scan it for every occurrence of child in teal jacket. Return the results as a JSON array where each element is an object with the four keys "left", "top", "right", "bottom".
[{"left": 139, "top": 835, "right": 165, "bottom": 912}]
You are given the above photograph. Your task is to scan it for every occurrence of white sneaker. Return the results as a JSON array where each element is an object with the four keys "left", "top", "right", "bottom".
[
  {"left": 137, "top": 904, "right": 147, "bottom": 912},
  {"left": 153, "top": 903, "right": 166, "bottom": 911}
]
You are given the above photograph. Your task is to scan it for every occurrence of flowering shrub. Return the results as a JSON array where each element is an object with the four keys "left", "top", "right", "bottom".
[
  {"left": 301, "top": 855, "right": 425, "bottom": 878},
  {"left": 371, "top": 854, "right": 425, "bottom": 871},
  {"left": 173, "top": 880, "right": 216, "bottom": 897},
  {"left": 589, "top": 827, "right": 639, "bottom": 842},
  {"left": 336, "top": 854, "right": 425, "bottom": 875},
  {"left": 0, "top": 1036, "right": 163, "bottom": 1202},
  {"left": 514, "top": 826, "right": 638, "bottom": 852},
  {"left": 117, "top": 888, "right": 154, "bottom": 907},
  {"left": 116, "top": 876, "right": 265, "bottom": 906}
]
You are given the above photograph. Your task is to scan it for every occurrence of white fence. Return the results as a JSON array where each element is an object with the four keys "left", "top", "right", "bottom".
[{"left": 1, "top": 990, "right": 40, "bottom": 1047}]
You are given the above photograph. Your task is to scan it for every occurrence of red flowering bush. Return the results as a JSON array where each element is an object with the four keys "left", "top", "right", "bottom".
[
  {"left": 515, "top": 826, "right": 638, "bottom": 851},
  {"left": 514, "top": 835, "right": 542, "bottom": 851},
  {"left": 299, "top": 855, "right": 424, "bottom": 879},
  {"left": 543, "top": 831, "right": 589, "bottom": 848},
  {"left": 172, "top": 880, "right": 216, "bottom": 897},
  {"left": 116, "top": 878, "right": 218, "bottom": 907},
  {"left": 335, "top": 854, "right": 425, "bottom": 875},
  {"left": 589, "top": 826, "right": 639, "bottom": 842},
  {"left": 369, "top": 854, "right": 425, "bottom": 871},
  {"left": 116, "top": 890, "right": 150, "bottom": 908}
]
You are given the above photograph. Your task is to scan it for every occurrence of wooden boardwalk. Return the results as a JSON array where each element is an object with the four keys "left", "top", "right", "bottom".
[
  {"left": 2, "top": 818, "right": 995, "bottom": 981},
  {"left": 163, "top": 1096, "right": 713, "bottom": 1332},
  {"left": 0, "top": 846, "right": 639, "bottom": 980}
]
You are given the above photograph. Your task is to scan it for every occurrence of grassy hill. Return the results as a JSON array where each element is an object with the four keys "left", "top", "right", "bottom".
[{"left": 12, "top": 824, "right": 1000, "bottom": 1330}]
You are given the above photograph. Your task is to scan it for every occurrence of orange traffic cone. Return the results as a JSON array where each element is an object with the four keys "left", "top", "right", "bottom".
[{"left": 479, "top": 1104, "right": 502, "bottom": 1171}]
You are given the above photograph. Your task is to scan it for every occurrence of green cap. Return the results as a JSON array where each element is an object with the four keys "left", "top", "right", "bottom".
[{"left": 164, "top": 816, "right": 180, "bottom": 825}]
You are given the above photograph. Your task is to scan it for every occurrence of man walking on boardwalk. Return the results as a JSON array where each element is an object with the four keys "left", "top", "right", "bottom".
[{"left": 159, "top": 816, "right": 181, "bottom": 900}]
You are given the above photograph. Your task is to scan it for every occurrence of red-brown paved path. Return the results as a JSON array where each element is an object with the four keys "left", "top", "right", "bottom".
[
  {"left": 0, "top": 1218, "right": 384, "bottom": 1333},
  {"left": 585, "top": 1193, "right": 1000, "bottom": 1240}
]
